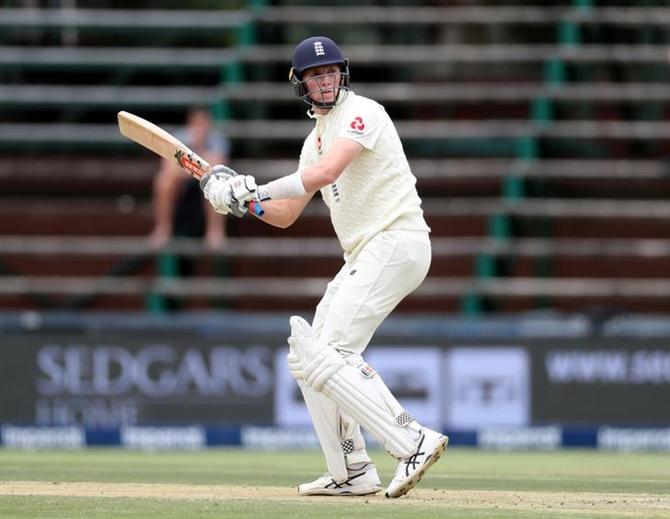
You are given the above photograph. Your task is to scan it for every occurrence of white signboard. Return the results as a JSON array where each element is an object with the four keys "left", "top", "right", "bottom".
[{"left": 445, "top": 347, "right": 530, "bottom": 429}]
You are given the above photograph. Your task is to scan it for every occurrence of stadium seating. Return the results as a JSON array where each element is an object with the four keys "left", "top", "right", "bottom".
[{"left": 1, "top": 2, "right": 670, "bottom": 314}]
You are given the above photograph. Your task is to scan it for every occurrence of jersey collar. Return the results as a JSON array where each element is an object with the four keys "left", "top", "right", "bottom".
[{"left": 307, "top": 90, "right": 353, "bottom": 119}]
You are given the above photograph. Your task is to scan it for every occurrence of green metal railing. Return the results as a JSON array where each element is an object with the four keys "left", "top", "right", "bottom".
[{"left": 460, "top": 0, "right": 594, "bottom": 315}]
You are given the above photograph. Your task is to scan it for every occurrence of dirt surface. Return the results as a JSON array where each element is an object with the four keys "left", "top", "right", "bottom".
[{"left": 1, "top": 481, "right": 669, "bottom": 516}]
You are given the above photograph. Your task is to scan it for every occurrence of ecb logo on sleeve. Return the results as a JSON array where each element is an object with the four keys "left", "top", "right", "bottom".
[{"left": 313, "top": 41, "right": 325, "bottom": 56}]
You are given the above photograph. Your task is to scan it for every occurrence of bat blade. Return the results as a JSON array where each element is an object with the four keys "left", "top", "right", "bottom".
[
  {"left": 117, "top": 110, "right": 210, "bottom": 180},
  {"left": 117, "top": 110, "right": 264, "bottom": 217}
]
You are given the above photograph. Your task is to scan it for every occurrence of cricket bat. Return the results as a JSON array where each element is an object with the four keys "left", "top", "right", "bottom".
[{"left": 117, "top": 110, "right": 262, "bottom": 215}]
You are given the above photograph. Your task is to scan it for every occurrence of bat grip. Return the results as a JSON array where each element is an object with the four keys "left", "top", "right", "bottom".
[{"left": 248, "top": 200, "right": 265, "bottom": 217}]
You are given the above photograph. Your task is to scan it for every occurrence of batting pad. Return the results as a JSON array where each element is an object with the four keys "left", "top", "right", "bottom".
[
  {"left": 286, "top": 349, "right": 303, "bottom": 381},
  {"left": 289, "top": 316, "right": 417, "bottom": 459},
  {"left": 295, "top": 378, "right": 348, "bottom": 482},
  {"left": 288, "top": 344, "right": 370, "bottom": 479}
]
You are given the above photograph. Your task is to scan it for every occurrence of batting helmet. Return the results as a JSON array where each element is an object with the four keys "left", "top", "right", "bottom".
[{"left": 289, "top": 36, "right": 350, "bottom": 108}]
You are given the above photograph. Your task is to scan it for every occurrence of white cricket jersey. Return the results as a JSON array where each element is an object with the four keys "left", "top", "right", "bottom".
[{"left": 298, "top": 91, "right": 430, "bottom": 260}]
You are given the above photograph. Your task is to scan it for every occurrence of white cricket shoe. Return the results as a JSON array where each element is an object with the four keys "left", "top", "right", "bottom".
[
  {"left": 385, "top": 428, "right": 449, "bottom": 498},
  {"left": 298, "top": 462, "right": 383, "bottom": 496}
]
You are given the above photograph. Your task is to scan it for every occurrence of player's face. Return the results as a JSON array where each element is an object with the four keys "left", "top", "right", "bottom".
[{"left": 303, "top": 65, "right": 341, "bottom": 105}]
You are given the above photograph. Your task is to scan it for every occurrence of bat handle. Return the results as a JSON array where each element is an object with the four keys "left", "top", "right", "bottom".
[{"left": 248, "top": 200, "right": 265, "bottom": 217}]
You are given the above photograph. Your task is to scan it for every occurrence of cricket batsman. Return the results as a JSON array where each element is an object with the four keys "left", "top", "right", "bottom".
[{"left": 202, "top": 36, "right": 448, "bottom": 498}]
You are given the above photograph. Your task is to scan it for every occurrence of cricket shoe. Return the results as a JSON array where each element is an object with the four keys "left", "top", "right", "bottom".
[
  {"left": 385, "top": 428, "right": 449, "bottom": 498},
  {"left": 298, "top": 462, "right": 382, "bottom": 496}
]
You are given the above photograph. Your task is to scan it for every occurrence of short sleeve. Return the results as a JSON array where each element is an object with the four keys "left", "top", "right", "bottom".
[{"left": 336, "top": 100, "right": 387, "bottom": 150}]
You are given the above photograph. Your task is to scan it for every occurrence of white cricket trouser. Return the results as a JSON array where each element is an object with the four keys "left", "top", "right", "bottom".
[
  {"left": 292, "top": 229, "right": 430, "bottom": 479},
  {"left": 312, "top": 229, "right": 431, "bottom": 353}
]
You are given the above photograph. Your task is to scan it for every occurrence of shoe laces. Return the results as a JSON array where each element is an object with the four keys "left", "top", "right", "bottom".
[
  {"left": 397, "top": 433, "right": 426, "bottom": 478},
  {"left": 316, "top": 464, "right": 372, "bottom": 489}
]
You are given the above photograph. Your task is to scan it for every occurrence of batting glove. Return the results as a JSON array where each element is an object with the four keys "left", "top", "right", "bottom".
[
  {"left": 203, "top": 171, "right": 258, "bottom": 218},
  {"left": 201, "top": 164, "right": 239, "bottom": 215},
  {"left": 229, "top": 174, "right": 257, "bottom": 202}
]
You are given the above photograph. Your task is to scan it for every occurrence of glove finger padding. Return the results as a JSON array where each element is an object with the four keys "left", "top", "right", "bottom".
[
  {"left": 229, "top": 175, "right": 257, "bottom": 204},
  {"left": 225, "top": 175, "right": 257, "bottom": 217},
  {"left": 202, "top": 177, "right": 234, "bottom": 216},
  {"left": 199, "top": 164, "right": 238, "bottom": 191},
  {"left": 212, "top": 164, "right": 239, "bottom": 179},
  {"left": 228, "top": 200, "right": 248, "bottom": 218},
  {"left": 202, "top": 169, "right": 256, "bottom": 218}
]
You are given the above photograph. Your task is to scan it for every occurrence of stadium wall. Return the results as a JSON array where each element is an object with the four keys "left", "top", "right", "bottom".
[{"left": 0, "top": 311, "right": 669, "bottom": 451}]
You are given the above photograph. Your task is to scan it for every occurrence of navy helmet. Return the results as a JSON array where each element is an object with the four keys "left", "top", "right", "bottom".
[{"left": 289, "top": 36, "right": 350, "bottom": 108}]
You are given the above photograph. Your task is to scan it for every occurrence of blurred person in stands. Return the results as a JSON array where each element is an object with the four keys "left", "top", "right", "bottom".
[
  {"left": 149, "top": 107, "right": 229, "bottom": 310},
  {"left": 200, "top": 36, "right": 447, "bottom": 499},
  {"left": 149, "top": 107, "right": 229, "bottom": 251}
]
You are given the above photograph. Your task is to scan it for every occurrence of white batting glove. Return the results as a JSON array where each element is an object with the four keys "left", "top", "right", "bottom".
[
  {"left": 211, "top": 164, "right": 237, "bottom": 181},
  {"left": 201, "top": 165, "right": 238, "bottom": 215},
  {"left": 223, "top": 175, "right": 258, "bottom": 217},
  {"left": 203, "top": 176, "right": 234, "bottom": 216},
  {"left": 203, "top": 172, "right": 258, "bottom": 218},
  {"left": 199, "top": 164, "right": 237, "bottom": 189},
  {"left": 229, "top": 174, "right": 258, "bottom": 205}
]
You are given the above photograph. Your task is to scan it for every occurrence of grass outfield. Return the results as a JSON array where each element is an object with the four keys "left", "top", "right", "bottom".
[{"left": 1, "top": 448, "right": 669, "bottom": 518}]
